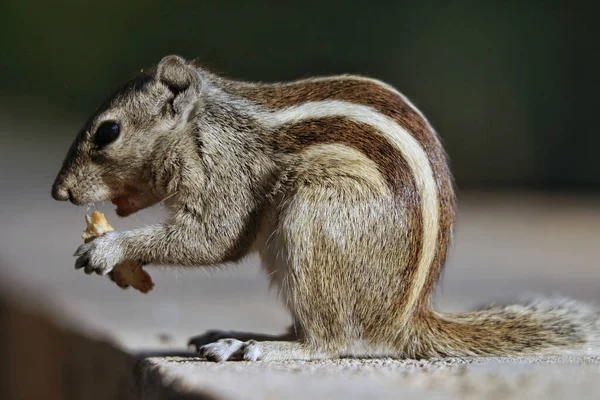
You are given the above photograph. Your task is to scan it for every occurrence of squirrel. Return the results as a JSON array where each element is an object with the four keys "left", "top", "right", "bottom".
[{"left": 51, "top": 55, "right": 599, "bottom": 361}]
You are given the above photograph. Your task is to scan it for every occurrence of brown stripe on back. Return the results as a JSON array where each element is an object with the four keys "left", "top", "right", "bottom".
[
  {"left": 226, "top": 77, "right": 455, "bottom": 305},
  {"left": 275, "top": 116, "right": 423, "bottom": 313}
]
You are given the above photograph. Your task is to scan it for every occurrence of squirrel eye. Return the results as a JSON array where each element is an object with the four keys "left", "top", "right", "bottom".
[{"left": 94, "top": 121, "right": 120, "bottom": 147}]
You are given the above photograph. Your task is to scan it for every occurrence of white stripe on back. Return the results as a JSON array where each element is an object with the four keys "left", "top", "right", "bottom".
[
  {"left": 285, "top": 75, "right": 433, "bottom": 128},
  {"left": 263, "top": 100, "right": 439, "bottom": 322}
]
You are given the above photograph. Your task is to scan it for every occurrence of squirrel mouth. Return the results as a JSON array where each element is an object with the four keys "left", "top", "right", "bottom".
[
  {"left": 111, "top": 195, "right": 139, "bottom": 217},
  {"left": 110, "top": 189, "right": 159, "bottom": 217}
]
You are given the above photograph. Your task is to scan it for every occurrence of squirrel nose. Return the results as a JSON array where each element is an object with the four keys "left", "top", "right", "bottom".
[{"left": 52, "top": 183, "right": 71, "bottom": 201}]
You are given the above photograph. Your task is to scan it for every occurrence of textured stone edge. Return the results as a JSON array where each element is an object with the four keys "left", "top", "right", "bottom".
[{"left": 134, "top": 357, "right": 221, "bottom": 400}]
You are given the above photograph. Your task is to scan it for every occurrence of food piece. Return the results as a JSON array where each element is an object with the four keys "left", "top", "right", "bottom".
[
  {"left": 110, "top": 259, "right": 154, "bottom": 294},
  {"left": 82, "top": 211, "right": 154, "bottom": 293},
  {"left": 82, "top": 210, "right": 115, "bottom": 242}
]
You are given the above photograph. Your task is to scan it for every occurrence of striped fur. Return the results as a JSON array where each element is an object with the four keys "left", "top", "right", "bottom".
[
  {"left": 55, "top": 55, "right": 599, "bottom": 361},
  {"left": 224, "top": 76, "right": 455, "bottom": 308},
  {"left": 261, "top": 100, "right": 440, "bottom": 327}
]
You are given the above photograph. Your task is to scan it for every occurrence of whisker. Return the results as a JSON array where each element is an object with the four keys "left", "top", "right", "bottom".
[{"left": 159, "top": 190, "right": 179, "bottom": 204}]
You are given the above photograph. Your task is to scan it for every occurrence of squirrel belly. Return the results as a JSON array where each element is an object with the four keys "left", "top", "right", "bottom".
[{"left": 54, "top": 55, "right": 599, "bottom": 360}]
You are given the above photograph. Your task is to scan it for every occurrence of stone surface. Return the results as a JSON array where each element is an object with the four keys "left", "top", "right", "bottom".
[{"left": 139, "top": 356, "right": 600, "bottom": 400}]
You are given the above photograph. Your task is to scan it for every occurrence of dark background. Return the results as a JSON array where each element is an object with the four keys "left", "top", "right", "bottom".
[{"left": 2, "top": 0, "right": 598, "bottom": 189}]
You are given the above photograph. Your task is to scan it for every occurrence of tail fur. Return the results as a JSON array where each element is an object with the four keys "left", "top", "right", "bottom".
[{"left": 407, "top": 296, "right": 600, "bottom": 358}]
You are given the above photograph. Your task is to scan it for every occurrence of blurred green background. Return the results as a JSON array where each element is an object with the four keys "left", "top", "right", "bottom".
[{"left": 1, "top": 0, "right": 598, "bottom": 188}]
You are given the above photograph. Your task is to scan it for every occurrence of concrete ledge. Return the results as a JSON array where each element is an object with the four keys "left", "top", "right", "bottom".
[
  {"left": 3, "top": 288, "right": 600, "bottom": 400},
  {"left": 140, "top": 356, "right": 600, "bottom": 400}
]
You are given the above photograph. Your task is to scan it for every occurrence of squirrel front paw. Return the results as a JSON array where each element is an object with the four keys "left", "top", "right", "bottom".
[{"left": 74, "top": 231, "right": 124, "bottom": 275}]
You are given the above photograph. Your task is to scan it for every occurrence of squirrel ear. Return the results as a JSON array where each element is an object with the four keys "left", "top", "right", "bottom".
[{"left": 156, "top": 55, "right": 200, "bottom": 93}]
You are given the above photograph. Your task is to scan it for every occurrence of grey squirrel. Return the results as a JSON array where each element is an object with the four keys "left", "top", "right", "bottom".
[{"left": 52, "top": 55, "right": 599, "bottom": 361}]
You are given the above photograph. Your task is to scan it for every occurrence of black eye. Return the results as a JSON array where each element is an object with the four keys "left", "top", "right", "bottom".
[{"left": 94, "top": 121, "right": 120, "bottom": 147}]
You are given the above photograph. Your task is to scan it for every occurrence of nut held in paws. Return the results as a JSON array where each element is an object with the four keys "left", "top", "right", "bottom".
[{"left": 82, "top": 211, "right": 154, "bottom": 293}]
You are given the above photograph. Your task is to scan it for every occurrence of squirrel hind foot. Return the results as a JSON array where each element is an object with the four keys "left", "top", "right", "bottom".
[{"left": 198, "top": 339, "right": 334, "bottom": 362}]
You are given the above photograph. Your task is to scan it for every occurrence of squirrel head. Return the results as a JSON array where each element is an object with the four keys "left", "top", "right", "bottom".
[{"left": 51, "top": 55, "right": 202, "bottom": 216}]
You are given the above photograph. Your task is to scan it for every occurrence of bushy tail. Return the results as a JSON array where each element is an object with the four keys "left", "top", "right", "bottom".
[{"left": 408, "top": 297, "right": 600, "bottom": 358}]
